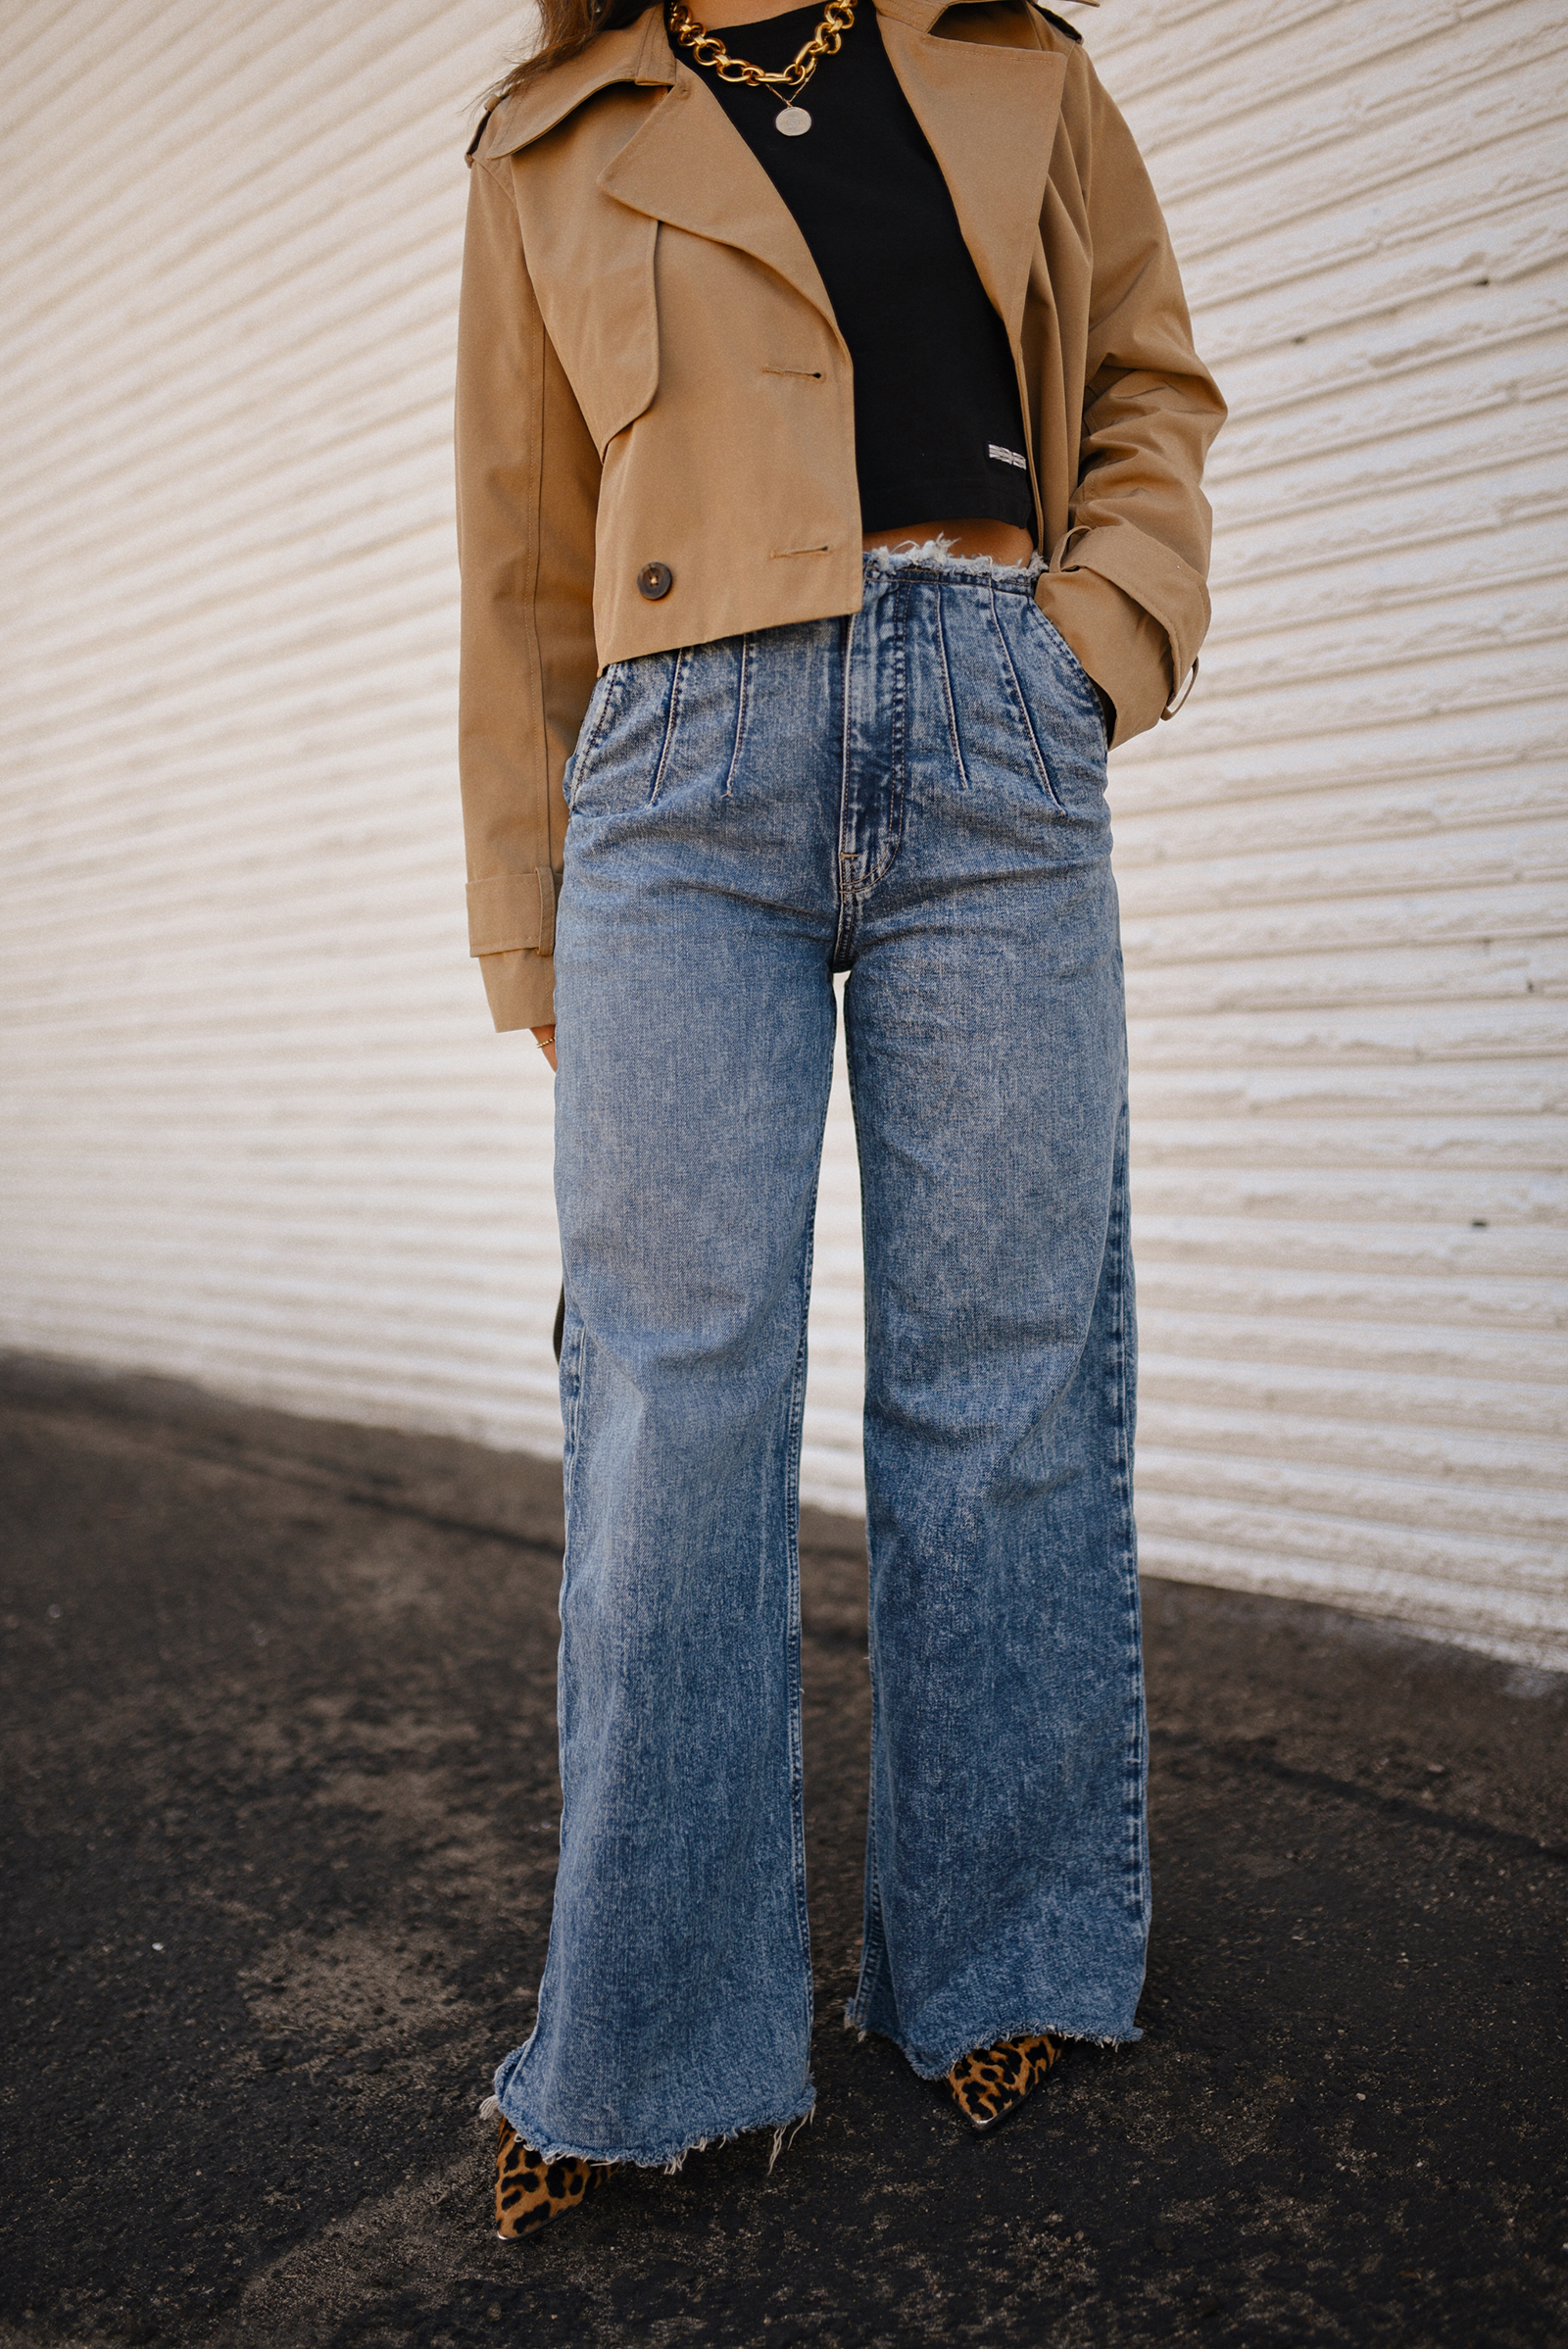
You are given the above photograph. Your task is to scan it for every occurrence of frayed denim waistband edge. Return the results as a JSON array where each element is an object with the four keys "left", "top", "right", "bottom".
[{"left": 862, "top": 534, "right": 1045, "bottom": 588}]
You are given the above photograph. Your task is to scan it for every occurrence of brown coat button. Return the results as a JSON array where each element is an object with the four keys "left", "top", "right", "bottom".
[{"left": 637, "top": 561, "right": 673, "bottom": 601}]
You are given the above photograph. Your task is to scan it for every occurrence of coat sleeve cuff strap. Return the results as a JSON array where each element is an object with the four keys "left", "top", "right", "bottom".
[
  {"left": 1052, "top": 522, "right": 1210, "bottom": 694},
  {"left": 466, "top": 867, "right": 558, "bottom": 958}
]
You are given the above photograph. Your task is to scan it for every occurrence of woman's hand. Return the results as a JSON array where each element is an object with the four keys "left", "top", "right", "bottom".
[{"left": 532, "top": 1024, "right": 558, "bottom": 1071}]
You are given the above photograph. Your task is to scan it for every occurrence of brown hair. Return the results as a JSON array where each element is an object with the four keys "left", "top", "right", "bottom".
[{"left": 479, "top": 0, "right": 657, "bottom": 112}]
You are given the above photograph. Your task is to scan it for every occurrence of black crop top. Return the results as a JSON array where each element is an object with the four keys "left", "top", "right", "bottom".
[{"left": 684, "top": 2, "right": 1035, "bottom": 538}]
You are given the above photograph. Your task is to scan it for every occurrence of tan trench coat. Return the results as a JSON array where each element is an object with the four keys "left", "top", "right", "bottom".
[{"left": 456, "top": 0, "right": 1225, "bottom": 1032}]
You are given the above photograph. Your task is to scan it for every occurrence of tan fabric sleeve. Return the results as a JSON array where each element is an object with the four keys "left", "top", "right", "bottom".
[
  {"left": 456, "top": 154, "right": 601, "bottom": 1032},
  {"left": 1033, "top": 55, "right": 1226, "bottom": 748}
]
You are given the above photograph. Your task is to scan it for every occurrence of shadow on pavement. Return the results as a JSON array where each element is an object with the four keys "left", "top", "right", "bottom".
[{"left": 1, "top": 1352, "right": 1564, "bottom": 2347}]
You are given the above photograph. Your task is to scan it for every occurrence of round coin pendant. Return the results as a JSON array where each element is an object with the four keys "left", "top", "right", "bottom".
[{"left": 773, "top": 104, "right": 811, "bottom": 134}]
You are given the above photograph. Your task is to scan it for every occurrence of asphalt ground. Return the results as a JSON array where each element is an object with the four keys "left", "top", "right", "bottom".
[{"left": 2, "top": 1350, "right": 1565, "bottom": 2349}]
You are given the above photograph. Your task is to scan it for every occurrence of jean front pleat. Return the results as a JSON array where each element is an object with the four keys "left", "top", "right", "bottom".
[{"left": 494, "top": 561, "right": 1147, "bottom": 2166}]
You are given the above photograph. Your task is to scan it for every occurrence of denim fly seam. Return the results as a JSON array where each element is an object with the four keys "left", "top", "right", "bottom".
[{"left": 503, "top": 561, "right": 1147, "bottom": 2162}]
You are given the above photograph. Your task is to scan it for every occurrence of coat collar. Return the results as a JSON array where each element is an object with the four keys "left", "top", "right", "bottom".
[
  {"left": 479, "top": 9, "right": 676, "bottom": 158},
  {"left": 479, "top": 1, "right": 1067, "bottom": 344}
]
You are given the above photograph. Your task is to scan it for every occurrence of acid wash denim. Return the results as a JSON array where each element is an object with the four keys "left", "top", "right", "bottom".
[{"left": 492, "top": 554, "right": 1148, "bottom": 2169}]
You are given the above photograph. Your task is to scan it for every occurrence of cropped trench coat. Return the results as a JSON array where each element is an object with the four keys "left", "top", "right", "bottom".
[{"left": 455, "top": 0, "right": 1225, "bottom": 1032}]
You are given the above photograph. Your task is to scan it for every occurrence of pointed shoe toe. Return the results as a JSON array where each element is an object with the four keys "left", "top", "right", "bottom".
[
  {"left": 493, "top": 2112, "right": 610, "bottom": 2238},
  {"left": 946, "top": 2032, "right": 1062, "bottom": 2134}
]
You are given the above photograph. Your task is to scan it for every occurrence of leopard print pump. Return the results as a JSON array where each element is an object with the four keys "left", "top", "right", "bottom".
[
  {"left": 945, "top": 2032, "right": 1061, "bottom": 2133},
  {"left": 491, "top": 2108, "right": 609, "bottom": 2238}
]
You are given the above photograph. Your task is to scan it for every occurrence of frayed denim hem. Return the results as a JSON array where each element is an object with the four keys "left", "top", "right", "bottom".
[
  {"left": 484, "top": 2081, "right": 816, "bottom": 2175},
  {"left": 862, "top": 535, "right": 1046, "bottom": 584},
  {"left": 844, "top": 2007, "right": 1141, "bottom": 2079}
]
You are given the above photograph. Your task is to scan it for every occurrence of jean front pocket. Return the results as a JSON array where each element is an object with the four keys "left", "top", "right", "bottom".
[
  {"left": 567, "top": 664, "right": 632, "bottom": 809},
  {"left": 978, "top": 586, "right": 1071, "bottom": 813},
  {"left": 569, "top": 650, "right": 698, "bottom": 820},
  {"left": 574, "top": 650, "right": 687, "bottom": 817},
  {"left": 1005, "top": 606, "right": 1112, "bottom": 805},
  {"left": 1021, "top": 601, "right": 1109, "bottom": 750}
]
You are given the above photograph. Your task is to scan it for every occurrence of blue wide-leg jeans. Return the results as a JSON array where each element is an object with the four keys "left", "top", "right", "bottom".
[{"left": 493, "top": 556, "right": 1148, "bottom": 2167}]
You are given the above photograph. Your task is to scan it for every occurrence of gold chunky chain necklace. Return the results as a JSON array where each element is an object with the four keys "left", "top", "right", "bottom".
[{"left": 666, "top": 0, "right": 857, "bottom": 135}]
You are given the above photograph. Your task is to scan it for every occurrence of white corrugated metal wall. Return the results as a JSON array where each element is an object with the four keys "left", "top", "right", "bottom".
[
  {"left": 0, "top": 0, "right": 566, "bottom": 1444},
  {"left": 1, "top": 0, "right": 1563, "bottom": 1666},
  {"left": 1091, "top": 0, "right": 1568, "bottom": 1669}
]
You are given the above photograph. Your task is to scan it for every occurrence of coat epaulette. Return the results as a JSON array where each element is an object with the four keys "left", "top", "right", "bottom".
[{"left": 1030, "top": 2, "right": 1085, "bottom": 40}]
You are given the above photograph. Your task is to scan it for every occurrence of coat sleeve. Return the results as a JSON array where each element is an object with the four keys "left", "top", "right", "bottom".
[
  {"left": 455, "top": 151, "right": 601, "bottom": 1032},
  {"left": 1033, "top": 55, "right": 1226, "bottom": 748}
]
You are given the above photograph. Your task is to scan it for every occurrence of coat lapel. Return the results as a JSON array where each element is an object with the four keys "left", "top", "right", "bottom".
[
  {"left": 596, "top": 61, "right": 839, "bottom": 338},
  {"left": 876, "top": 11, "right": 1066, "bottom": 343}
]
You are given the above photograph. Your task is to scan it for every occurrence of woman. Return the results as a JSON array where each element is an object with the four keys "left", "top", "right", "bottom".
[{"left": 456, "top": 0, "right": 1223, "bottom": 2237}]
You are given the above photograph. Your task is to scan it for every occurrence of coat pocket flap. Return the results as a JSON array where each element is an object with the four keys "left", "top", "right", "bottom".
[
  {"left": 467, "top": 868, "right": 557, "bottom": 958},
  {"left": 522, "top": 179, "right": 660, "bottom": 455},
  {"left": 498, "top": 89, "right": 663, "bottom": 456}
]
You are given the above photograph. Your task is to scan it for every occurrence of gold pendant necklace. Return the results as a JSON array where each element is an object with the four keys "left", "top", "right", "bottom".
[{"left": 667, "top": 0, "right": 856, "bottom": 135}]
